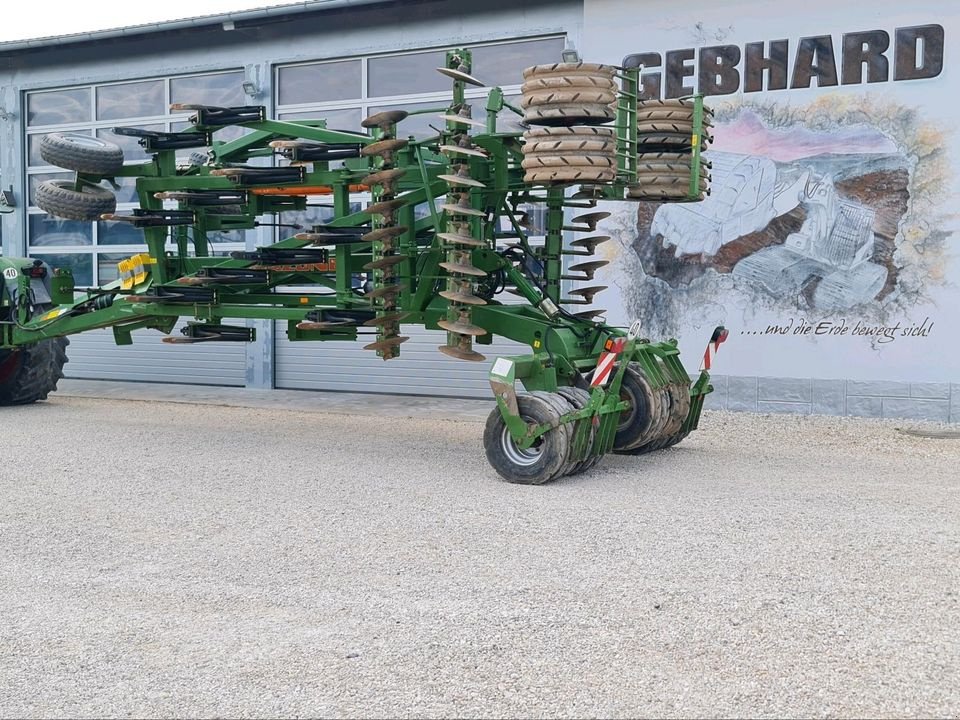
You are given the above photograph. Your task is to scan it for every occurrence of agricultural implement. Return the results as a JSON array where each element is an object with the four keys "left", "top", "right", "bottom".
[{"left": 0, "top": 50, "right": 724, "bottom": 484}]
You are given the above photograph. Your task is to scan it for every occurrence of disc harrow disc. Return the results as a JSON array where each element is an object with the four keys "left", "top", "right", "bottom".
[
  {"left": 436, "top": 67, "right": 485, "bottom": 86},
  {"left": 362, "top": 226, "right": 408, "bottom": 243},
  {"left": 439, "top": 113, "right": 486, "bottom": 128},
  {"left": 439, "top": 261, "right": 487, "bottom": 277},
  {"left": 361, "top": 109, "right": 409, "bottom": 130},
  {"left": 363, "top": 255, "right": 406, "bottom": 270},
  {"left": 568, "top": 285, "right": 607, "bottom": 302},
  {"left": 437, "top": 173, "right": 486, "bottom": 188},
  {"left": 571, "top": 211, "right": 611, "bottom": 229},
  {"left": 438, "top": 318, "right": 487, "bottom": 336},
  {"left": 367, "top": 283, "right": 407, "bottom": 300},
  {"left": 439, "top": 144, "right": 489, "bottom": 158},
  {"left": 438, "top": 343, "right": 486, "bottom": 362},
  {"left": 439, "top": 289, "right": 487, "bottom": 306},
  {"left": 363, "top": 336, "right": 410, "bottom": 352},
  {"left": 437, "top": 231, "right": 486, "bottom": 248},
  {"left": 441, "top": 202, "right": 486, "bottom": 218},
  {"left": 361, "top": 138, "right": 409, "bottom": 157},
  {"left": 363, "top": 312, "right": 409, "bottom": 326}
]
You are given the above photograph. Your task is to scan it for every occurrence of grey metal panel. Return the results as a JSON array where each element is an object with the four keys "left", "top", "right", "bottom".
[
  {"left": 275, "top": 324, "right": 527, "bottom": 398},
  {"left": 64, "top": 323, "right": 247, "bottom": 386}
]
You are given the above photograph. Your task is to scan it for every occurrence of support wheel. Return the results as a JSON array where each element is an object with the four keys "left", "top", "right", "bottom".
[
  {"left": 39, "top": 133, "right": 124, "bottom": 175},
  {"left": 484, "top": 392, "right": 570, "bottom": 485},
  {"left": 0, "top": 337, "right": 69, "bottom": 406},
  {"left": 35, "top": 180, "right": 117, "bottom": 221},
  {"left": 612, "top": 363, "right": 659, "bottom": 452},
  {"left": 556, "top": 386, "right": 603, "bottom": 474}
]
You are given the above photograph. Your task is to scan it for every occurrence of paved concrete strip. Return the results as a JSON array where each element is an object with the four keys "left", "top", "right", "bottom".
[{"left": 1, "top": 396, "right": 958, "bottom": 717}]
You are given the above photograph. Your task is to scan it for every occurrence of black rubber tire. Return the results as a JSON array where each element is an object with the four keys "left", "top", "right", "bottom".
[
  {"left": 612, "top": 364, "right": 658, "bottom": 452},
  {"left": 0, "top": 337, "right": 69, "bottom": 406},
  {"left": 530, "top": 390, "right": 578, "bottom": 479},
  {"left": 618, "top": 383, "right": 675, "bottom": 456},
  {"left": 35, "top": 180, "right": 117, "bottom": 221},
  {"left": 484, "top": 392, "right": 570, "bottom": 485},
  {"left": 39, "top": 133, "right": 124, "bottom": 175},
  {"left": 556, "top": 386, "right": 603, "bottom": 474}
]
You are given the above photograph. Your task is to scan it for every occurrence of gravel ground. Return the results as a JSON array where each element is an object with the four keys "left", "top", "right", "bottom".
[{"left": 1, "top": 396, "right": 958, "bottom": 718}]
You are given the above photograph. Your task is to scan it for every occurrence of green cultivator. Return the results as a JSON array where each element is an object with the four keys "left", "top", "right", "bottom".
[{"left": 0, "top": 49, "right": 724, "bottom": 483}]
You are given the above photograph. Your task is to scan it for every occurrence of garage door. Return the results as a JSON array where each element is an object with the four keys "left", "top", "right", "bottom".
[
  {"left": 275, "top": 324, "right": 526, "bottom": 398},
  {"left": 64, "top": 322, "right": 247, "bottom": 386}
]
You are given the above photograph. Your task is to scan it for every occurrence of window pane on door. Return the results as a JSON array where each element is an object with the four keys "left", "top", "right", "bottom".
[
  {"left": 96, "top": 80, "right": 165, "bottom": 121},
  {"left": 469, "top": 38, "right": 565, "bottom": 87},
  {"left": 27, "top": 88, "right": 91, "bottom": 126},
  {"left": 170, "top": 72, "right": 245, "bottom": 108},
  {"left": 277, "top": 60, "right": 362, "bottom": 106},
  {"left": 368, "top": 50, "right": 448, "bottom": 97}
]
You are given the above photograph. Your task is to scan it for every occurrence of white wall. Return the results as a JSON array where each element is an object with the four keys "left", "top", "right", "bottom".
[{"left": 583, "top": 0, "right": 959, "bottom": 385}]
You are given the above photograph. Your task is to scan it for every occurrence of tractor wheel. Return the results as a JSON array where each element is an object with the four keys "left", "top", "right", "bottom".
[
  {"left": 35, "top": 180, "right": 116, "bottom": 221},
  {"left": 612, "top": 363, "right": 659, "bottom": 452},
  {"left": 556, "top": 386, "right": 602, "bottom": 474},
  {"left": 484, "top": 392, "right": 571, "bottom": 485},
  {"left": 39, "top": 133, "right": 124, "bottom": 175},
  {"left": 0, "top": 337, "right": 69, "bottom": 406}
]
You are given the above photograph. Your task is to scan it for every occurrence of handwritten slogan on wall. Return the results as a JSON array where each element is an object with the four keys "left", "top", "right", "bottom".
[{"left": 741, "top": 317, "right": 934, "bottom": 344}]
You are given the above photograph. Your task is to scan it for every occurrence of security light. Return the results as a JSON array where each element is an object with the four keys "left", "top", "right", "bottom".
[{"left": 561, "top": 48, "right": 581, "bottom": 63}]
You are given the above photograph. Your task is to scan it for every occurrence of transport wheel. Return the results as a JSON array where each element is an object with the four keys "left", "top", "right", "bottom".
[
  {"left": 0, "top": 337, "right": 69, "bottom": 406},
  {"left": 556, "top": 386, "right": 603, "bottom": 474},
  {"left": 484, "top": 392, "right": 571, "bottom": 485},
  {"left": 39, "top": 133, "right": 124, "bottom": 175},
  {"left": 35, "top": 180, "right": 117, "bottom": 221},
  {"left": 612, "top": 363, "right": 659, "bottom": 452}
]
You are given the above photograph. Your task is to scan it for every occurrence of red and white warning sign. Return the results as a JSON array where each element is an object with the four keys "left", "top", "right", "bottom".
[
  {"left": 700, "top": 326, "right": 729, "bottom": 371},
  {"left": 590, "top": 337, "right": 626, "bottom": 387}
]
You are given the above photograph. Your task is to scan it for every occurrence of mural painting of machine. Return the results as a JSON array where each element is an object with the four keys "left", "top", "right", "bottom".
[{"left": 652, "top": 151, "right": 889, "bottom": 310}]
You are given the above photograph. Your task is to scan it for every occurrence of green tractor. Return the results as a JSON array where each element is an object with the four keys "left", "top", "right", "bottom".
[{"left": 0, "top": 50, "right": 724, "bottom": 484}]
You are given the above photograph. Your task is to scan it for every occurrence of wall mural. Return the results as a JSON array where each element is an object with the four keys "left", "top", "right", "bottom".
[{"left": 599, "top": 93, "right": 952, "bottom": 346}]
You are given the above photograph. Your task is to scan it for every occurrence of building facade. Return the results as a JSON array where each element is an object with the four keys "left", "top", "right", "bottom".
[{"left": 1, "top": 0, "right": 957, "bottom": 419}]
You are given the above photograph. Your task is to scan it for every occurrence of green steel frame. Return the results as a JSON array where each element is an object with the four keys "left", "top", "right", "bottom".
[{"left": 0, "top": 53, "right": 713, "bottom": 460}]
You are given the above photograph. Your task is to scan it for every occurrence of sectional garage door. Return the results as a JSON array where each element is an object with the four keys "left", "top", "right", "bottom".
[
  {"left": 64, "top": 324, "right": 247, "bottom": 386},
  {"left": 275, "top": 324, "right": 526, "bottom": 398}
]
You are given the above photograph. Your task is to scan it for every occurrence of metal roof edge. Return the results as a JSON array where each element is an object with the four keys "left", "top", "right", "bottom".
[{"left": 0, "top": 0, "right": 391, "bottom": 53}]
